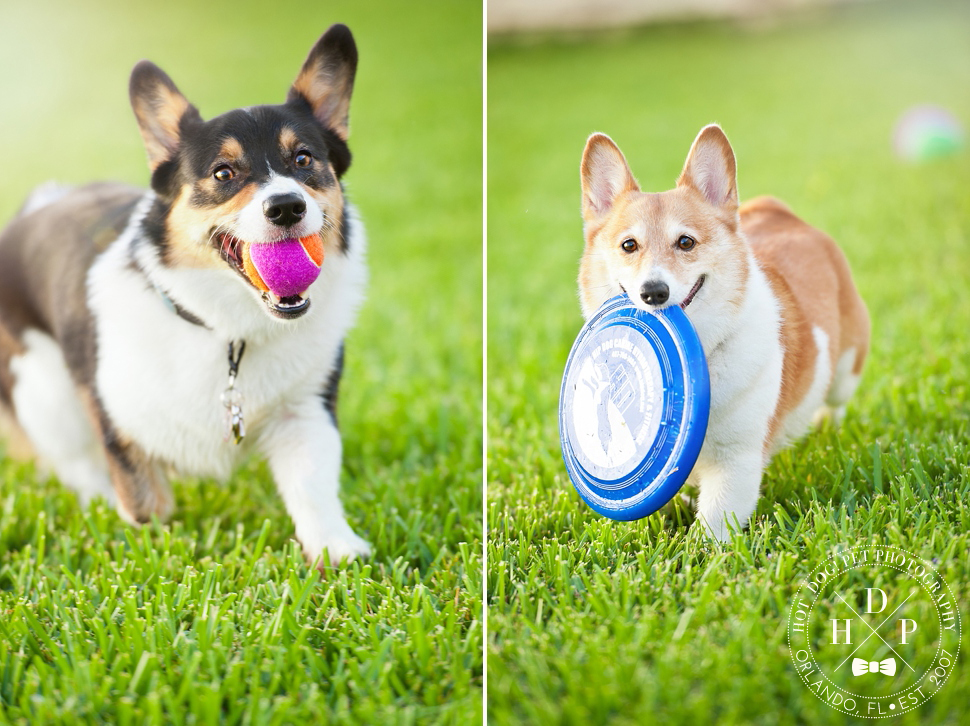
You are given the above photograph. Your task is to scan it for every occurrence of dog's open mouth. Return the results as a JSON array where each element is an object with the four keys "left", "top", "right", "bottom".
[
  {"left": 219, "top": 232, "right": 247, "bottom": 277},
  {"left": 218, "top": 232, "right": 312, "bottom": 319},
  {"left": 262, "top": 290, "right": 311, "bottom": 318},
  {"left": 681, "top": 275, "right": 706, "bottom": 309}
]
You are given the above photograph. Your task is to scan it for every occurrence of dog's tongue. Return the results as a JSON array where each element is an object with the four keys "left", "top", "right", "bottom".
[{"left": 242, "top": 234, "right": 324, "bottom": 298}]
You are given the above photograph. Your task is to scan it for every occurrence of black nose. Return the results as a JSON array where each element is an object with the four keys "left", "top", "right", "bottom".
[
  {"left": 640, "top": 280, "right": 670, "bottom": 306},
  {"left": 263, "top": 193, "right": 307, "bottom": 227}
]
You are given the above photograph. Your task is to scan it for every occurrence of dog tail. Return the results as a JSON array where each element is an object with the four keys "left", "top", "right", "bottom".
[{"left": 16, "top": 181, "right": 73, "bottom": 217}]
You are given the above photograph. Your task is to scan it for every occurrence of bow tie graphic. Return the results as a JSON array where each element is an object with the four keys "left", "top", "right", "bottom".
[{"left": 852, "top": 658, "right": 896, "bottom": 677}]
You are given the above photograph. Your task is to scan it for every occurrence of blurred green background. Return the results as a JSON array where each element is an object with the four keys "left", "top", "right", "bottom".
[
  {"left": 0, "top": 0, "right": 483, "bottom": 452},
  {"left": 488, "top": 0, "right": 969, "bottom": 722},
  {"left": 0, "top": 0, "right": 482, "bottom": 723}
]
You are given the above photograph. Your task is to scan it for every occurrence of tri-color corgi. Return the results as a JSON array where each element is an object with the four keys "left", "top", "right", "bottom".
[
  {"left": 578, "top": 124, "right": 870, "bottom": 540},
  {"left": 0, "top": 25, "right": 372, "bottom": 565}
]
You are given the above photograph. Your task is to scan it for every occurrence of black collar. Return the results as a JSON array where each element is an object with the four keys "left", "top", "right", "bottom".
[
  {"left": 157, "top": 290, "right": 209, "bottom": 328},
  {"left": 129, "top": 258, "right": 210, "bottom": 329}
]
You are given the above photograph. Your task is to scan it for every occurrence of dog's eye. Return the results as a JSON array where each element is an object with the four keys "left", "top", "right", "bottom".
[
  {"left": 676, "top": 235, "right": 696, "bottom": 251},
  {"left": 621, "top": 238, "right": 638, "bottom": 253},
  {"left": 213, "top": 165, "right": 235, "bottom": 183},
  {"left": 295, "top": 151, "right": 313, "bottom": 167}
]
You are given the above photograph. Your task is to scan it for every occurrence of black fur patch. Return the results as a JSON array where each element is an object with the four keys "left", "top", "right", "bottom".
[
  {"left": 339, "top": 199, "right": 351, "bottom": 254},
  {"left": 140, "top": 196, "right": 174, "bottom": 260},
  {"left": 96, "top": 394, "right": 136, "bottom": 474},
  {"left": 150, "top": 159, "right": 181, "bottom": 199},
  {"left": 320, "top": 344, "right": 344, "bottom": 426}
]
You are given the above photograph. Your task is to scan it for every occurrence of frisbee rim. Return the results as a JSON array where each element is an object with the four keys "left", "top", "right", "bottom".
[{"left": 559, "top": 295, "right": 710, "bottom": 521}]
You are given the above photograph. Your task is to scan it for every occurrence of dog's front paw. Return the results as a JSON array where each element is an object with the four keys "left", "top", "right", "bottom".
[
  {"left": 696, "top": 515, "right": 731, "bottom": 543},
  {"left": 301, "top": 526, "right": 372, "bottom": 569}
]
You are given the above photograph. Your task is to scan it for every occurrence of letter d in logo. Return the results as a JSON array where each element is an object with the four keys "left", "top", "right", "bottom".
[{"left": 866, "top": 588, "right": 887, "bottom": 614}]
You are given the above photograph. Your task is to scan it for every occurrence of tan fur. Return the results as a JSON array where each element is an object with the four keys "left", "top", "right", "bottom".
[
  {"left": 756, "top": 259, "right": 815, "bottom": 448},
  {"left": 165, "top": 183, "right": 257, "bottom": 268},
  {"left": 292, "top": 65, "right": 352, "bottom": 140},
  {"left": 741, "top": 195, "right": 870, "bottom": 446},
  {"left": 677, "top": 126, "right": 739, "bottom": 210},
  {"left": 579, "top": 132, "right": 749, "bottom": 321},
  {"left": 0, "top": 324, "right": 25, "bottom": 410},
  {"left": 0, "top": 404, "right": 35, "bottom": 460},
  {"left": 581, "top": 189, "right": 749, "bottom": 313},
  {"left": 218, "top": 137, "right": 245, "bottom": 163},
  {"left": 303, "top": 182, "right": 345, "bottom": 253},
  {"left": 279, "top": 127, "right": 299, "bottom": 151},
  {"left": 132, "top": 87, "right": 193, "bottom": 171}
]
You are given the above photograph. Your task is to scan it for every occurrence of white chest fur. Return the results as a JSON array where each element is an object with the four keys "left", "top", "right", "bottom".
[
  {"left": 691, "top": 256, "right": 785, "bottom": 452},
  {"left": 86, "top": 196, "right": 367, "bottom": 480},
  {"left": 680, "top": 256, "right": 786, "bottom": 539}
]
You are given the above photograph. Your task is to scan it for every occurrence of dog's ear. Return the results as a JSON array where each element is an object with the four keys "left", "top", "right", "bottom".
[
  {"left": 288, "top": 24, "right": 357, "bottom": 140},
  {"left": 129, "top": 61, "right": 201, "bottom": 171},
  {"left": 581, "top": 133, "right": 640, "bottom": 221},
  {"left": 678, "top": 124, "right": 738, "bottom": 210}
]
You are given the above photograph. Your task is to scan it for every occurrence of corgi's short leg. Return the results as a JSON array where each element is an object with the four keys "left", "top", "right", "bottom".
[
  {"left": 261, "top": 401, "right": 370, "bottom": 567},
  {"left": 812, "top": 347, "right": 861, "bottom": 428},
  {"left": 9, "top": 330, "right": 115, "bottom": 506},
  {"left": 101, "top": 431, "right": 173, "bottom": 524},
  {"left": 692, "top": 447, "right": 764, "bottom": 542},
  {"left": 811, "top": 404, "right": 843, "bottom": 428},
  {"left": 825, "top": 347, "right": 861, "bottom": 421}
]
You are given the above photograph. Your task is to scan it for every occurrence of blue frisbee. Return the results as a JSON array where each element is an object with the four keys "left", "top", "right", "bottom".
[{"left": 559, "top": 294, "right": 711, "bottom": 521}]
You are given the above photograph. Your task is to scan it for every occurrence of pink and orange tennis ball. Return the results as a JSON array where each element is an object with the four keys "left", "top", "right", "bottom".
[{"left": 242, "top": 234, "right": 324, "bottom": 298}]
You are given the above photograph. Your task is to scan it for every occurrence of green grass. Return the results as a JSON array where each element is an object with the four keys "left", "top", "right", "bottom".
[
  {"left": 487, "top": 1, "right": 969, "bottom": 723},
  {"left": 0, "top": 0, "right": 482, "bottom": 723}
]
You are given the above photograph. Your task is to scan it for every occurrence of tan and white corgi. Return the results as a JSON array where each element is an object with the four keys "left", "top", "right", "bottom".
[{"left": 578, "top": 124, "right": 870, "bottom": 540}]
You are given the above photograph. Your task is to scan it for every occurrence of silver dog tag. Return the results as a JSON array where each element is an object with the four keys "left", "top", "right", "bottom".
[
  {"left": 221, "top": 340, "right": 247, "bottom": 445},
  {"left": 221, "top": 376, "right": 246, "bottom": 445}
]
